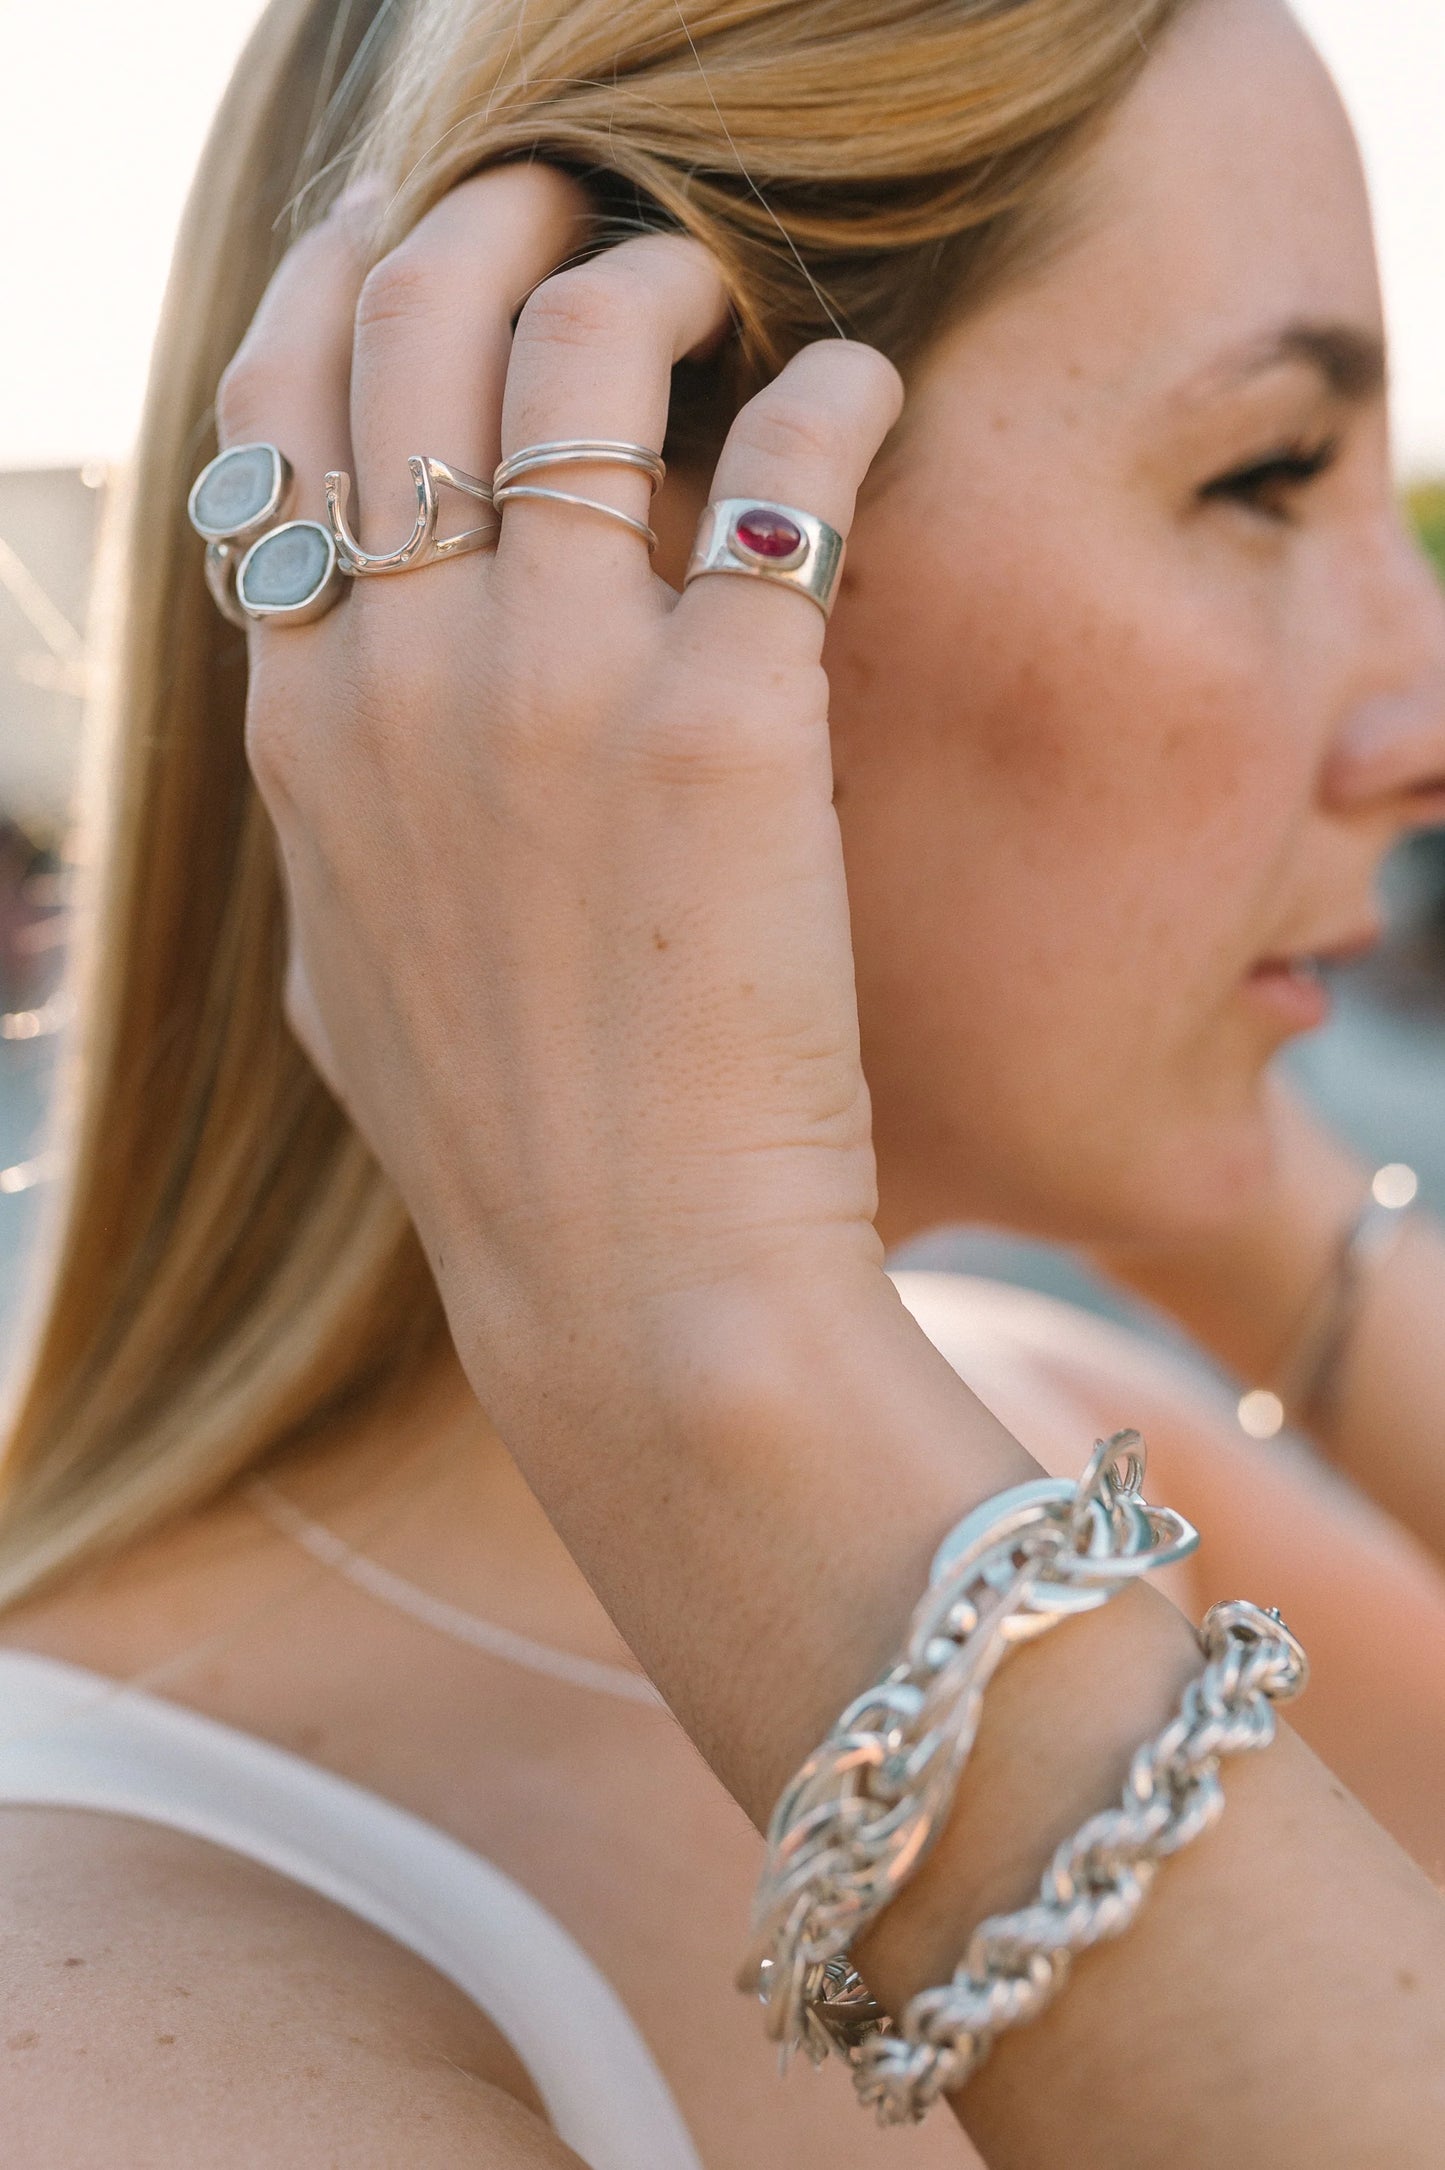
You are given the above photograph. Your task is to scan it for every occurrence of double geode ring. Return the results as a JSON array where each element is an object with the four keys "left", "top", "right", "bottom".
[{"left": 188, "top": 443, "right": 344, "bottom": 627}]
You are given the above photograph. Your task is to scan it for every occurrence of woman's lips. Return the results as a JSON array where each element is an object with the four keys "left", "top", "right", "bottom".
[
  {"left": 1242, "top": 956, "right": 1332, "bottom": 1034},
  {"left": 1241, "top": 928, "right": 1379, "bottom": 1036}
]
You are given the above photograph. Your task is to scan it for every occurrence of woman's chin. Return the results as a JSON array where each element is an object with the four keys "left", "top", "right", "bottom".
[
  {"left": 939, "top": 1106, "right": 1277, "bottom": 1255},
  {"left": 878, "top": 1056, "right": 1287, "bottom": 1255}
]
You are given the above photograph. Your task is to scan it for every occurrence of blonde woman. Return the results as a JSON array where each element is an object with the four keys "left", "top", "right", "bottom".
[{"left": 4, "top": 0, "right": 1445, "bottom": 2162}]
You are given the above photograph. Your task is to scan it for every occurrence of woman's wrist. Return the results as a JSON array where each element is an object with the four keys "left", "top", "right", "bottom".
[
  {"left": 458, "top": 1224, "right": 1217, "bottom": 1995},
  {"left": 437, "top": 1215, "right": 891, "bottom": 1444},
  {"left": 446, "top": 1234, "right": 1041, "bottom": 1810},
  {"left": 853, "top": 1576, "right": 1203, "bottom": 2002}
]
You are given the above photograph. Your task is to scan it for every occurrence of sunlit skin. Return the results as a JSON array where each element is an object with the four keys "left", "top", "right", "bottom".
[
  {"left": 665, "top": 0, "right": 1445, "bottom": 1250},
  {"left": 7, "top": 5, "right": 1445, "bottom": 2167}
]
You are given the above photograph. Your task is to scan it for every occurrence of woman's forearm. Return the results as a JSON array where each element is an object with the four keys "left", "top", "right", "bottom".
[{"left": 457, "top": 1245, "right": 1445, "bottom": 2168}]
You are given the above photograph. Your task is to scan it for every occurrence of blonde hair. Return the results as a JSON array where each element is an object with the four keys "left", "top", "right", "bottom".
[{"left": 0, "top": 0, "right": 1188, "bottom": 1604}]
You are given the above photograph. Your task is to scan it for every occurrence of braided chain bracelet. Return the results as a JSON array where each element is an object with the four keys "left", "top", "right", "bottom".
[
  {"left": 740, "top": 1434, "right": 1198, "bottom": 2062},
  {"left": 852, "top": 1597, "right": 1310, "bottom": 2124}
]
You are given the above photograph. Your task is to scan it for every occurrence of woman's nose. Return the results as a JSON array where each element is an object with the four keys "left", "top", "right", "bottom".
[{"left": 1322, "top": 523, "right": 1445, "bottom": 820}]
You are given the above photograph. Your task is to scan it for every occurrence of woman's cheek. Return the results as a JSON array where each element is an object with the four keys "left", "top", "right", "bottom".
[{"left": 835, "top": 498, "right": 1311, "bottom": 1028}]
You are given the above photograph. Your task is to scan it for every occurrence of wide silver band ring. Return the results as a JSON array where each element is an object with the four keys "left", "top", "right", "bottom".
[
  {"left": 683, "top": 499, "right": 845, "bottom": 620},
  {"left": 325, "top": 454, "right": 495, "bottom": 576}
]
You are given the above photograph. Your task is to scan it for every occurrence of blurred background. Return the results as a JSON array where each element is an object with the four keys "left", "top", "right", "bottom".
[{"left": 0, "top": 0, "right": 1442, "bottom": 1351}]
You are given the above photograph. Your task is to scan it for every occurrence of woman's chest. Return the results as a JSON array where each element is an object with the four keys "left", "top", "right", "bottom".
[{"left": 248, "top": 1653, "right": 981, "bottom": 2170}]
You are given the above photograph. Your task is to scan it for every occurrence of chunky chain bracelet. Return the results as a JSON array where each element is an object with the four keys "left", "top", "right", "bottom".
[
  {"left": 740, "top": 1434, "right": 1198, "bottom": 2062},
  {"left": 851, "top": 1597, "right": 1310, "bottom": 2124}
]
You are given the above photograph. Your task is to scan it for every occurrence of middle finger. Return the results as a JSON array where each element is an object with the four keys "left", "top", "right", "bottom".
[{"left": 346, "top": 164, "right": 588, "bottom": 560}]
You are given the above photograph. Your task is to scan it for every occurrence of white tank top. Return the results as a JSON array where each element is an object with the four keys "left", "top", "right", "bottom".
[{"left": 0, "top": 1649, "right": 703, "bottom": 2170}]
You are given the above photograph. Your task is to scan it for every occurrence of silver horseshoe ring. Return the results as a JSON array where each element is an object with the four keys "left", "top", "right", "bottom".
[{"left": 324, "top": 455, "right": 496, "bottom": 576}]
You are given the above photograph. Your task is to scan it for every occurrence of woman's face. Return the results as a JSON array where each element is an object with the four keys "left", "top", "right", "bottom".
[{"left": 824, "top": 0, "right": 1445, "bottom": 1248}]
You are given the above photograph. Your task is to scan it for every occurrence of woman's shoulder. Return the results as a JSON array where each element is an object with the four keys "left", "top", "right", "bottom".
[
  {"left": 889, "top": 1265, "right": 1234, "bottom": 1472},
  {"left": 0, "top": 1802, "right": 574, "bottom": 2165}
]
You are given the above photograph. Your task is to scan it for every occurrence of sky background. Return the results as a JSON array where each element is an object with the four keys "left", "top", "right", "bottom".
[{"left": 1, "top": 0, "right": 1441, "bottom": 474}]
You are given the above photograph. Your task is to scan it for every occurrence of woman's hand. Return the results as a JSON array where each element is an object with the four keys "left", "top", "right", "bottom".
[{"left": 222, "top": 164, "right": 902, "bottom": 1387}]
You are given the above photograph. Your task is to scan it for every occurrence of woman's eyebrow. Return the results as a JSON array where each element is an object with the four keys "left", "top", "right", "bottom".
[
  {"left": 1223, "top": 320, "right": 1388, "bottom": 403},
  {"left": 1169, "top": 320, "right": 1389, "bottom": 418},
  {"left": 1269, "top": 321, "right": 1388, "bottom": 401}
]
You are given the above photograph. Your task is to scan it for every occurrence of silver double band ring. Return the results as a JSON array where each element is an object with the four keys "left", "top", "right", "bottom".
[
  {"left": 683, "top": 499, "right": 845, "bottom": 620},
  {"left": 491, "top": 439, "right": 666, "bottom": 552}
]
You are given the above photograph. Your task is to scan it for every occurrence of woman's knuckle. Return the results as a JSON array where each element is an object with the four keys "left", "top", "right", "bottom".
[
  {"left": 517, "top": 263, "right": 637, "bottom": 352},
  {"left": 243, "top": 696, "right": 302, "bottom": 805},
  {"left": 215, "top": 352, "right": 270, "bottom": 442},
  {"left": 355, "top": 246, "right": 439, "bottom": 335},
  {"left": 736, "top": 395, "right": 839, "bottom": 472},
  {"left": 630, "top": 678, "right": 810, "bottom": 787}
]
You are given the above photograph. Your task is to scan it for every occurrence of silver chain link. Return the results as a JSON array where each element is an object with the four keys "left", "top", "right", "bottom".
[
  {"left": 850, "top": 1598, "right": 1310, "bottom": 2124},
  {"left": 740, "top": 1434, "right": 1199, "bottom": 2060}
]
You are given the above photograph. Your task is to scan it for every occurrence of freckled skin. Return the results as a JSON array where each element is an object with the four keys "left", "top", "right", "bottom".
[{"left": 802, "top": 0, "right": 1445, "bottom": 1250}]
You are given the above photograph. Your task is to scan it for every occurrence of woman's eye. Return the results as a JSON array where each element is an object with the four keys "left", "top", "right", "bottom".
[{"left": 1199, "top": 439, "right": 1340, "bottom": 522}]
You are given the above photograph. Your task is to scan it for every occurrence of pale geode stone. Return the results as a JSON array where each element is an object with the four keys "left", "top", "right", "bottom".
[
  {"left": 239, "top": 523, "right": 333, "bottom": 610},
  {"left": 191, "top": 444, "right": 281, "bottom": 538}
]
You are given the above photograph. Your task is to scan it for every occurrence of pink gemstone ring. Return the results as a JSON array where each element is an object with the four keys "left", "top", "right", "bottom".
[{"left": 683, "top": 497, "right": 844, "bottom": 619}]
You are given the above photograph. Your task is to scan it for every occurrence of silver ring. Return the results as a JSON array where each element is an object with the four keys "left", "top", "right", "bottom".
[
  {"left": 492, "top": 441, "right": 664, "bottom": 552},
  {"left": 491, "top": 482, "right": 657, "bottom": 550},
  {"left": 492, "top": 438, "right": 666, "bottom": 493},
  {"left": 236, "top": 520, "right": 346, "bottom": 625},
  {"left": 189, "top": 443, "right": 295, "bottom": 626},
  {"left": 325, "top": 454, "right": 495, "bottom": 576},
  {"left": 683, "top": 499, "right": 845, "bottom": 620},
  {"left": 203, "top": 542, "right": 250, "bottom": 629}
]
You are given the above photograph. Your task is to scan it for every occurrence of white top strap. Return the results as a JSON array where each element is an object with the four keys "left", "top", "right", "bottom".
[{"left": 0, "top": 1650, "right": 701, "bottom": 2170}]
